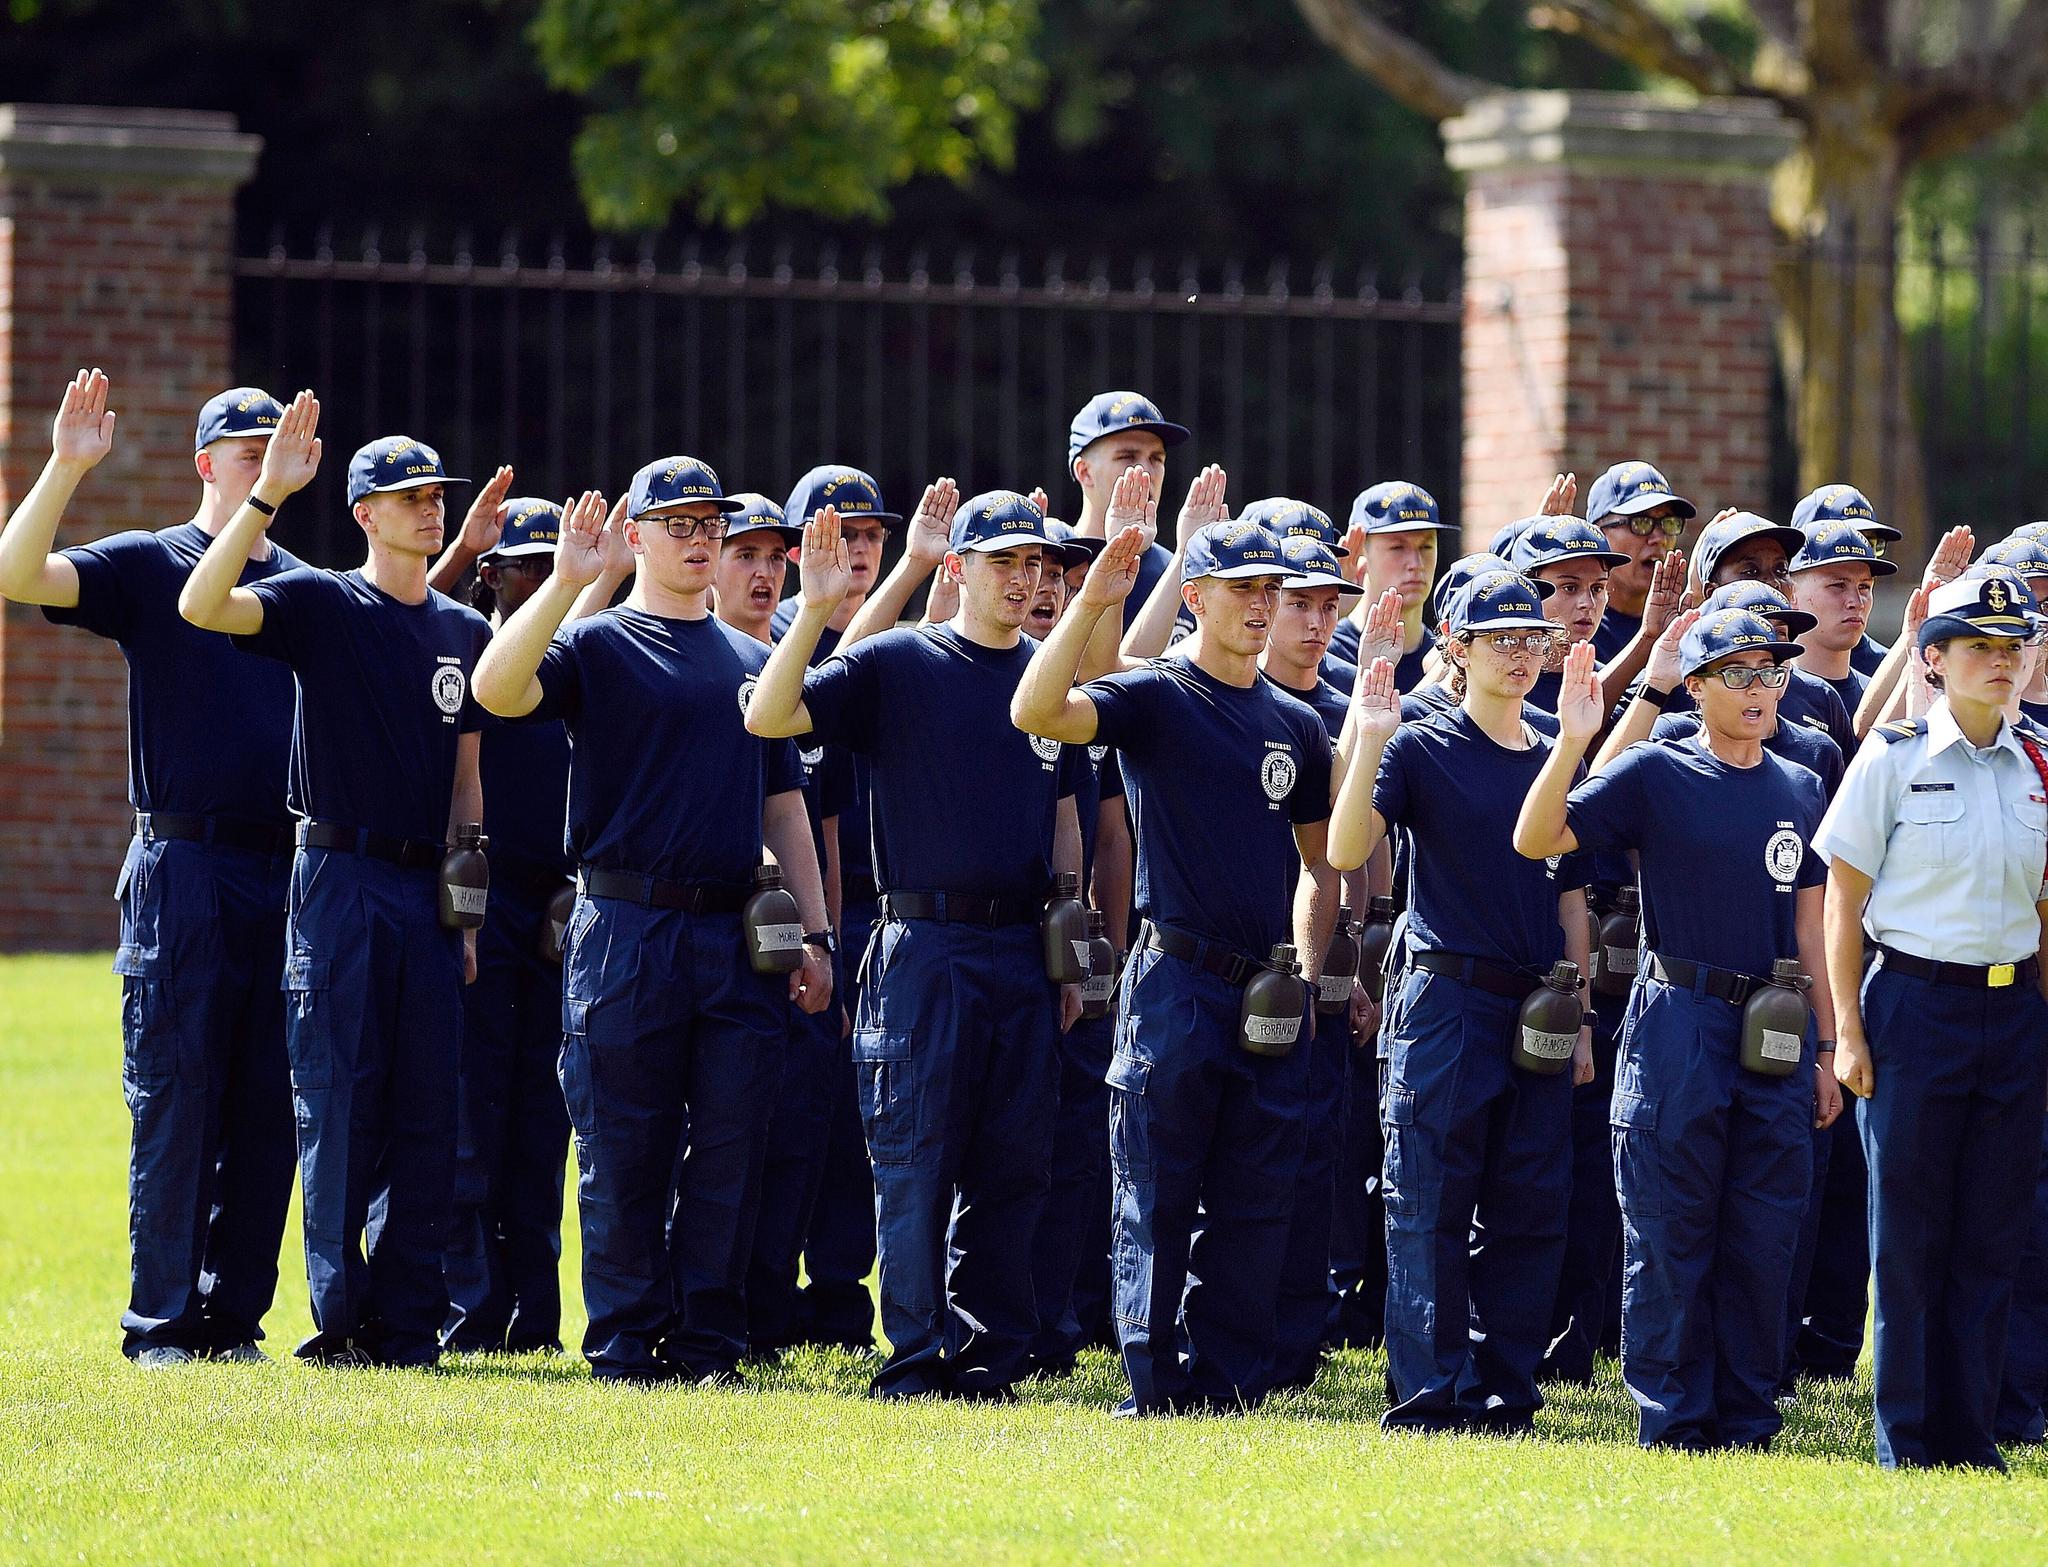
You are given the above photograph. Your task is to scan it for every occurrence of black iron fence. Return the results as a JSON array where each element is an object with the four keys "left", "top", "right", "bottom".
[{"left": 232, "top": 229, "right": 1463, "bottom": 569}]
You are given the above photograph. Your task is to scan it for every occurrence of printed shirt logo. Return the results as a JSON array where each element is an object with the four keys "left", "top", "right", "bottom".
[
  {"left": 1028, "top": 733, "right": 1062, "bottom": 764},
  {"left": 1260, "top": 748, "right": 1298, "bottom": 803},
  {"left": 1764, "top": 828, "right": 1804, "bottom": 887},
  {"left": 1088, "top": 743, "right": 1108, "bottom": 764},
  {"left": 736, "top": 675, "right": 759, "bottom": 716},
  {"left": 800, "top": 744, "right": 825, "bottom": 769},
  {"left": 431, "top": 665, "right": 467, "bottom": 716}
]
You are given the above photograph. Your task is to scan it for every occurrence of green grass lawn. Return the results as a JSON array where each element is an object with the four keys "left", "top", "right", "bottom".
[{"left": 4, "top": 951, "right": 2047, "bottom": 1563}]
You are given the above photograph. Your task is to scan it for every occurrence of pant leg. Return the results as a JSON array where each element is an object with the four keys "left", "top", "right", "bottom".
[
  {"left": 445, "top": 907, "right": 521, "bottom": 1350},
  {"left": 1613, "top": 980, "right": 1735, "bottom": 1450},
  {"left": 361, "top": 866, "right": 462, "bottom": 1366},
  {"left": 193, "top": 848, "right": 295, "bottom": 1352},
  {"left": 1326, "top": 1033, "right": 1387, "bottom": 1350},
  {"left": 1182, "top": 998, "right": 1312, "bottom": 1409},
  {"left": 1777, "top": 1113, "right": 1832, "bottom": 1393},
  {"left": 1110, "top": 945, "right": 1230, "bottom": 1414},
  {"left": 1541, "top": 1006, "right": 1621, "bottom": 1383},
  {"left": 946, "top": 925, "right": 1060, "bottom": 1393},
  {"left": 1796, "top": 1112, "right": 1870, "bottom": 1377},
  {"left": 1466, "top": 1034, "right": 1574, "bottom": 1423},
  {"left": 1272, "top": 1010, "right": 1349, "bottom": 1388},
  {"left": 666, "top": 912, "right": 785, "bottom": 1378},
  {"left": 1711, "top": 1050, "right": 1814, "bottom": 1448},
  {"left": 559, "top": 896, "right": 689, "bottom": 1379},
  {"left": 499, "top": 921, "right": 570, "bottom": 1352},
  {"left": 1996, "top": 1118, "right": 2048, "bottom": 1444},
  {"left": 797, "top": 896, "right": 882, "bottom": 1349},
  {"left": 745, "top": 995, "right": 833, "bottom": 1355},
  {"left": 1028, "top": 1010, "right": 1113, "bottom": 1373}
]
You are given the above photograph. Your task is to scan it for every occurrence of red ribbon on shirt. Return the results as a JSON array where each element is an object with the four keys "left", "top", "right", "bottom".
[{"left": 2017, "top": 732, "right": 2048, "bottom": 888}]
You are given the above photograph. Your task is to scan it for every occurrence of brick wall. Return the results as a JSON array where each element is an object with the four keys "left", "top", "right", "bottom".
[
  {"left": 0, "top": 107, "right": 260, "bottom": 950},
  {"left": 1446, "top": 93, "right": 1796, "bottom": 550}
]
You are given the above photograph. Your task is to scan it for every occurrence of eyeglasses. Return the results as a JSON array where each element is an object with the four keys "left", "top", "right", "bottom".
[
  {"left": 1474, "top": 631, "right": 1556, "bottom": 656},
  {"left": 655, "top": 514, "right": 730, "bottom": 542},
  {"left": 1616, "top": 514, "right": 1686, "bottom": 541},
  {"left": 493, "top": 557, "right": 552, "bottom": 578},
  {"left": 1703, "top": 664, "right": 1791, "bottom": 690}
]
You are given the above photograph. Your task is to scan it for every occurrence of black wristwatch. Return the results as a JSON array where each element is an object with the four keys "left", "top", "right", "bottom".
[
  {"left": 803, "top": 929, "right": 837, "bottom": 955},
  {"left": 1640, "top": 685, "right": 1675, "bottom": 711},
  {"left": 1580, "top": 1009, "right": 1598, "bottom": 1029}
]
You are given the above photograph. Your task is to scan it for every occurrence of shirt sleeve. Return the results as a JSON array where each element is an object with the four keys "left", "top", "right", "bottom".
[
  {"left": 800, "top": 642, "right": 884, "bottom": 752},
  {"left": 232, "top": 566, "right": 329, "bottom": 666},
  {"left": 1812, "top": 740, "right": 1894, "bottom": 878},
  {"left": 1565, "top": 745, "right": 1648, "bottom": 854},
  {"left": 1055, "top": 742, "right": 1085, "bottom": 801},
  {"left": 1289, "top": 712, "right": 1333, "bottom": 827},
  {"left": 818, "top": 747, "right": 856, "bottom": 820},
  {"left": 765, "top": 736, "right": 805, "bottom": 797},
  {"left": 1078, "top": 668, "right": 1155, "bottom": 753},
  {"left": 526, "top": 630, "right": 584, "bottom": 725},
  {"left": 1097, "top": 749, "right": 1126, "bottom": 804},
  {"left": 459, "top": 616, "right": 492, "bottom": 734},
  {"left": 41, "top": 532, "right": 149, "bottom": 641},
  {"left": 1370, "top": 730, "right": 1413, "bottom": 828}
]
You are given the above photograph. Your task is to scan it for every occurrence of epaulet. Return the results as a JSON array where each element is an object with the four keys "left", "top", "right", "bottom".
[{"left": 1877, "top": 719, "right": 1927, "bottom": 745}]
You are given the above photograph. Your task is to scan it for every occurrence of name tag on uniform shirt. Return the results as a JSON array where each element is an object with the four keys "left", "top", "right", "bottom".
[{"left": 1909, "top": 782, "right": 1955, "bottom": 793}]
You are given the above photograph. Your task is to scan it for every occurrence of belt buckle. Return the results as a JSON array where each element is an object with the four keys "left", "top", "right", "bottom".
[{"left": 1989, "top": 962, "right": 2017, "bottom": 989}]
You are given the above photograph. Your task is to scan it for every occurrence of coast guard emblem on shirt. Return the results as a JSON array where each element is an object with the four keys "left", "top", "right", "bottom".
[
  {"left": 1260, "top": 749, "right": 1297, "bottom": 803},
  {"left": 737, "top": 675, "right": 758, "bottom": 716},
  {"left": 431, "top": 664, "right": 466, "bottom": 716},
  {"left": 1764, "top": 827, "right": 1803, "bottom": 888},
  {"left": 1028, "top": 733, "right": 1061, "bottom": 765},
  {"left": 800, "top": 744, "right": 824, "bottom": 769},
  {"left": 1088, "top": 743, "right": 1108, "bottom": 764}
]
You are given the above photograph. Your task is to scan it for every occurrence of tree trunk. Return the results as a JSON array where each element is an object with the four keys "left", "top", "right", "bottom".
[{"left": 1768, "top": 95, "right": 1931, "bottom": 551}]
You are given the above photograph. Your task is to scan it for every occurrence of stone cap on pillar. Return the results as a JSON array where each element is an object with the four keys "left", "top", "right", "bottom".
[
  {"left": 1444, "top": 90, "right": 1797, "bottom": 181},
  {"left": 0, "top": 103, "right": 262, "bottom": 185}
]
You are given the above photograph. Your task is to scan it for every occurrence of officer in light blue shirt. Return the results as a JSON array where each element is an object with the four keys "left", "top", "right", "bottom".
[{"left": 1815, "top": 573, "right": 2048, "bottom": 1470}]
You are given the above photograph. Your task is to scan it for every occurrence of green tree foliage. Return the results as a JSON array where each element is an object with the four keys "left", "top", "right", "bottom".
[{"left": 529, "top": 0, "right": 1046, "bottom": 228}]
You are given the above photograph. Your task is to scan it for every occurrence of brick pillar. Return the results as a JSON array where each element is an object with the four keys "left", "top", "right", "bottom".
[
  {"left": 1444, "top": 91, "right": 1797, "bottom": 550},
  {"left": 0, "top": 106, "right": 261, "bottom": 950}
]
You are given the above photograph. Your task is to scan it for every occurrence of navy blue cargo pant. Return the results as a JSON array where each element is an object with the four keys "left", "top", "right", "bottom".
[
  {"left": 1794, "top": 1113, "right": 1869, "bottom": 1377},
  {"left": 1381, "top": 968, "right": 1572, "bottom": 1430},
  {"left": 284, "top": 844, "right": 463, "bottom": 1366},
  {"left": 1996, "top": 1117, "right": 2048, "bottom": 1445},
  {"left": 114, "top": 830, "right": 295, "bottom": 1357},
  {"left": 746, "top": 977, "right": 840, "bottom": 1355},
  {"left": 1860, "top": 963, "right": 2048, "bottom": 1469},
  {"left": 1540, "top": 1004, "right": 1623, "bottom": 1385},
  {"left": 1272, "top": 1005, "right": 1351, "bottom": 1389},
  {"left": 559, "top": 892, "right": 785, "bottom": 1382},
  {"left": 1612, "top": 973, "right": 1811, "bottom": 1450},
  {"left": 1109, "top": 942, "right": 1310, "bottom": 1414},
  {"left": 444, "top": 873, "right": 571, "bottom": 1353},
  {"left": 854, "top": 916, "right": 1059, "bottom": 1397},
  {"left": 1029, "top": 1006, "right": 1115, "bottom": 1376}
]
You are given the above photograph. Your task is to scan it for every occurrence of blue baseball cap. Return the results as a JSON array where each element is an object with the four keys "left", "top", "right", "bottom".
[
  {"left": 1680, "top": 608, "right": 1802, "bottom": 679},
  {"left": 1067, "top": 391, "right": 1192, "bottom": 476},
  {"left": 949, "top": 490, "right": 1058, "bottom": 554},
  {"left": 1584, "top": 460, "right": 1695, "bottom": 526},
  {"left": 1431, "top": 551, "right": 1548, "bottom": 626},
  {"left": 346, "top": 436, "right": 470, "bottom": 506},
  {"left": 1509, "top": 516, "right": 1629, "bottom": 573},
  {"left": 783, "top": 464, "right": 900, "bottom": 529},
  {"left": 2011, "top": 521, "right": 2048, "bottom": 546},
  {"left": 1701, "top": 580, "right": 1817, "bottom": 639},
  {"left": 1788, "top": 519, "right": 1899, "bottom": 578},
  {"left": 1447, "top": 570, "right": 1555, "bottom": 636},
  {"left": 1791, "top": 483, "right": 1902, "bottom": 545},
  {"left": 1278, "top": 536, "right": 1363, "bottom": 597},
  {"left": 1043, "top": 519, "right": 1103, "bottom": 572},
  {"left": 1919, "top": 572, "right": 2038, "bottom": 651},
  {"left": 723, "top": 492, "right": 801, "bottom": 546},
  {"left": 1980, "top": 536, "right": 2048, "bottom": 581},
  {"left": 1693, "top": 511, "right": 1806, "bottom": 585},
  {"left": 194, "top": 387, "right": 283, "bottom": 452},
  {"left": 1350, "top": 480, "right": 1443, "bottom": 535},
  {"left": 626, "top": 455, "right": 743, "bottom": 519},
  {"left": 1242, "top": 497, "right": 1344, "bottom": 555},
  {"left": 480, "top": 497, "right": 563, "bottom": 562},
  {"left": 1488, "top": 516, "right": 1544, "bottom": 557},
  {"left": 1182, "top": 521, "right": 1287, "bottom": 584}
]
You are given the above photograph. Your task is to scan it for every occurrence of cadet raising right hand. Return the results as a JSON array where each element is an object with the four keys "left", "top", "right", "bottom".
[
  {"left": 800, "top": 505, "right": 853, "bottom": 609},
  {"left": 1356, "top": 585, "right": 1406, "bottom": 671},
  {"left": 1643, "top": 606, "right": 1700, "bottom": 690},
  {"left": 254, "top": 390, "right": 322, "bottom": 508},
  {"left": 51, "top": 367, "right": 116, "bottom": 470},
  {"left": 1174, "top": 464, "right": 1227, "bottom": 549},
  {"left": 1350, "top": 655, "right": 1400, "bottom": 747},
  {"left": 1538, "top": 471, "right": 1577, "bottom": 517},
  {"left": 1556, "top": 639, "right": 1603, "bottom": 742},
  {"left": 1079, "top": 524, "right": 1148, "bottom": 611},
  {"left": 550, "top": 489, "right": 611, "bottom": 588},
  {"left": 1105, "top": 466, "right": 1154, "bottom": 551},
  {"left": 902, "top": 477, "right": 960, "bottom": 567}
]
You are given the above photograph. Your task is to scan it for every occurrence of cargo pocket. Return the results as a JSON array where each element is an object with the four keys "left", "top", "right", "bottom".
[
  {"left": 1381, "top": 1086, "right": 1423, "bottom": 1216},
  {"left": 113, "top": 944, "right": 177, "bottom": 1091},
  {"left": 558, "top": 997, "right": 596, "bottom": 1150},
  {"left": 853, "top": 1029, "right": 916, "bottom": 1165},
  {"left": 1610, "top": 1091, "right": 1663, "bottom": 1219},
  {"left": 1105, "top": 1052, "right": 1153, "bottom": 1182},
  {"left": 281, "top": 953, "right": 334, "bottom": 1091}
]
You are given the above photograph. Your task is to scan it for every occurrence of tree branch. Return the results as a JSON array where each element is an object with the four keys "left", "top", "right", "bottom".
[
  {"left": 1526, "top": 0, "right": 1744, "bottom": 96},
  {"left": 1289, "top": 0, "right": 1495, "bottom": 123},
  {"left": 1890, "top": 4, "right": 2048, "bottom": 167}
]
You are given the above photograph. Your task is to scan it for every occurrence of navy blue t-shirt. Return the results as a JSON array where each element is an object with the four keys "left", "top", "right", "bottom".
[
  {"left": 1127, "top": 542, "right": 1175, "bottom": 632},
  {"left": 774, "top": 601, "right": 874, "bottom": 887},
  {"left": 1819, "top": 665, "right": 1869, "bottom": 731},
  {"left": 45, "top": 522, "right": 300, "bottom": 823},
  {"left": 529, "top": 609, "right": 802, "bottom": 884},
  {"left": 1373, "top": 708, "right": 1586, "bottom": 970},
  {"left": 1593, "top": 606, "right": 1641, "bottom": 665},
  {"left": 480, "top": 715, "right": 571, "bottom": 876},
  {"left": 1084, "top": 656, "right": 1331, "bottom": 956},
  {"left": 1850, "top": 632, "right": 1887, "bottom": 679},
  {"left": 1326, "top": 619, "right": 1430, "bottom": 694},
  {"left": 801, "top": 624, "right": 1079, "bottom": 899},
  {"left": 1650, "top": 711, "right": 1842, "bottom": 800},
  {"left": 236, "top": 568, "right": 491, "bottom": 843},
  {"left": 1566, "top": 735, "right": 1825, "bottom": 978}
]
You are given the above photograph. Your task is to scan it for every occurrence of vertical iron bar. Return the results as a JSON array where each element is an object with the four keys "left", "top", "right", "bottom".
[
  {"left": 592, "top": 238, "right": 613, "bottom": 485},
  {"left": 726, "top": 240, "right": 749, "bottom": 478},
  {"left": 2015, "top": 228, "right": 2034, "bottom": 522},
  {"left": 1267, "top": 260, "right": 1290, "bottom": 491},
  {"left": 1926, "top": 225, "right": 1947, "bottom": 519},
  {"left": 455, "top": 231, "right": 475, "bottom": 476},
  {"left": 362, "top": 226, "right": 382, "bottom": 436},
  {"left": 1044, "top": 254, "right": 1066, "bottom": 490},
  {"left": 863, "top": 245, "right": 884, "bottom": 468},
  {"left": 1401, "top": 271, "right": 1423, "bottom": 474},
  {"left": 1089, "top": 255, "right": 1110, "bottom": 391},
  {"left": 1879, "top": 216, "right": 1899, "bottom": 524},
  {"left": 500, "top": 230, "right": 520, "bottom": 470},
  {"left": 1834, "top": 211, "right": 1857, "bottom": 480},
  {"left": 954, "top": 249, "right": 975, "bottom": 478},
  {"left": 408, "top": 226, "right": 428, "bottom": 435},
  {"left": 910, "top": 247, "right": 931, "bottom": 484},
  {"left": 547, "top": 231, "right": 567, "bottom": 495},
  {"left": 774, "top": 240, "right": 794, "bottom": 486},
  {"left": 682, "top": 238, "right": 703, "bottom": 450},
  {"left": 1358, "top": 268, "right": 1379, "bottom": 481},
  {"left": 999, "top": 250, "right": 1020, "bottom": 484},
  {"left": 1178, "top": 257, "right": 1200, "bottom": 452},
  {"left": 1313, "top": 259, "right": 1335, "bottom": 507},
  {"left": 637, "top": 237, "right": 657, "bottom": 463},
  {"left": 1134, "top": 253, "right": 1155, "bottom": 394},
  {"left": 819, "top": 243, "right": 841, "bottom": 465},
  {"left": 1223, "top": 259, "right": 1245, "bottom": 476}
]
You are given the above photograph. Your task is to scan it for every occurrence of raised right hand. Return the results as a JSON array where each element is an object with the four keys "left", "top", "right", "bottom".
[
  {"left": 903, "top": 477, "right": 960, "bottom": 567},
  {"left": 1557, "top": 639, "right": 1603, "bottom": 742},
  {"left": 1539, "top": 472, "right": 1577, "bottom": 517},
  {"left": 800, "top": 505, "right": 853, "bottom": 609},
  {"left": 52, "top": 368, "right": 116, "bottom": 469},
  {"left": 1105, "top": 466, "right": 1154, "bottom": 548},
  {"left": 1174, "top": 464, "right": 1227, "bottom": 549},
  {"left": 1925, "top": 525, "right": 1972, "bottom": 587},
  {"left": 553, "top": 489, "right": 610, "bottom": 588},
  {"left": 256, "top": 390, "right": 322, "bottom": 504},
  {"left": 1079, "top": 524, "right": 1148, "bottom": 611},
  {"left": 1350, "top": 655, "right": 1401, "bottom": 747},
  {"left": 1643, "top": 606, "right": 1700, "bottom": 691}
]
